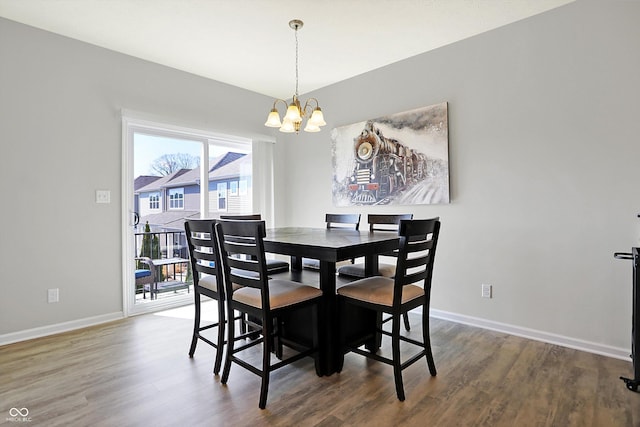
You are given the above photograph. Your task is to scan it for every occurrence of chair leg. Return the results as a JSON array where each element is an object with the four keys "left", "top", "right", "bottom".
[
  {"left": 188, "top": 292, "right": 201, "bottom": 357},
  {"left": 274, "top": 317, "right": 283, "bottom": 360},
  {"left": 259, "top": 315, "right": 272, "bottom": 409},
  {"left": 239, "top": 311, "right": 247, "bottom": 334},
  {"left": 213, "top": 296, "right": 225, "bottom": 375},
  {"left": 311, "top": 305, "right": 322, "bottom": 377},
  {"left": 403, "top": 312, "right": 411, "bottom": 331},
  {"left": 221, "top": 305, "right": 235, "bottom": 385},
  {"left": 422, "top": 308, "right": 437, "bottom": 376},
  {"left": 392, "top": 315, "right": 405, "bottom": 401}
]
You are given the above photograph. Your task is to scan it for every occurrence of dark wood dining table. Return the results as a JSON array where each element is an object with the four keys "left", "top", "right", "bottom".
[{"left": 263, "top": 227, "right": 399, "bottom": 376}]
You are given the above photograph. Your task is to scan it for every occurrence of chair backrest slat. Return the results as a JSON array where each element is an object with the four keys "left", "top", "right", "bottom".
[
  {"left": 220, "top": 214, "right": 262, "bottom": 220},
  {"left": 326, "top": 213, "right": 361, "bottom": 230},
  {"left": 368, "top": 213, "right": 413, "bottom": 232}
]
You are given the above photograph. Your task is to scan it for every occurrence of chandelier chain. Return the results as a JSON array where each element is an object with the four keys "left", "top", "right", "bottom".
[{"left": 294, "top": 26, "right": 299, "bottom": 97}]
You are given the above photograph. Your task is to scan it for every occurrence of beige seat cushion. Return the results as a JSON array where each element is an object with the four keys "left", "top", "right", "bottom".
[
  {"left": 302, "top": 258, "right": 320, "bottom": 270},
  {"left": 304, "top": 258, "right": 356, "bottom": 270},
  {"left": 338, "top": 262, "right": 396, "bottom": 279},
  {"left": 198, "top": 274, "right": 218, "bottom": 292},
  {"left": 337, "top": 276, "right": 423, "bottom": 307},
  {"left": 198, "top": 274, "right": 242, "bottom": 293},
  {"left": 266, "top": 258, "right": 290, "bottom": 273},
  {"left": 233, "top": 279, "right": 322, "bottom": 309}
]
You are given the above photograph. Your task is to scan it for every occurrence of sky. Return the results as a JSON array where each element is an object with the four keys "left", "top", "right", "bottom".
[{"left": 134, "top": 133, "right": 225, "bottom": 177}]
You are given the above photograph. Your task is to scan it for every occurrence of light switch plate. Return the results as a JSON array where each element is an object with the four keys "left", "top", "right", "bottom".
[{"left": 96, "top": 190, "right": 111, "bottom": 204}]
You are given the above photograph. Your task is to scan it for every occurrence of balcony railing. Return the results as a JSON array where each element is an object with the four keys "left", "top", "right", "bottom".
[{"left": 135, "top": 227, "right": 191, "bottom": 299}]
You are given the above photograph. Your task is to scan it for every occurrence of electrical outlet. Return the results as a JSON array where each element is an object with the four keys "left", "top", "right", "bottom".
[
  {"left": 48, "top": 288, "right": 59, "bottom": 303},
  {"left": 481, "top": 284, "right": 492, "bottom": 298}
]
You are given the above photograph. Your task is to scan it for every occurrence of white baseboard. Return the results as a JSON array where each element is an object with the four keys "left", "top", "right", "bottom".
[
  {"left": 1, "top": 308, "right": 631, "bottom": 363},
  {"left": 429, "top": 308, "right": 631, "bottom": 362},
  {"left": 0, "top": 312, "right": 124, "bottom": 346}
]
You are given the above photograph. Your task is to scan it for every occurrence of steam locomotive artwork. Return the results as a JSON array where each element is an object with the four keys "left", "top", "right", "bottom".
[
  {"left": 331, "top": 102, "right": 449, "bottom": 206},
  {"left": 347, "top": 121, "right": 428, "bottom": 204}
]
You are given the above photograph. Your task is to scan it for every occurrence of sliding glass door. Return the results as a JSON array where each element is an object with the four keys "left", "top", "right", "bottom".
[{"left": 122, "top": 116, "right": 253, "bottom": 315}]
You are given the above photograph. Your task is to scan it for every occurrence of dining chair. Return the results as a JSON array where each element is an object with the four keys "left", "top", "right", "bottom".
[
  {"left": 337, "top": 218, "right": 441, "bottom": 401},
  {"left": 220, "top": 214, "right": 290, "bottom": 274},
  {"left": 184, "top": 218, "right": 243, "bottom": 375},
  {"left": 338, "top": 213, "right": 414, "bottom": 330},
  {"left": 302, "top": 213, "right": 361, "bottom": 270},
  {"left": 216, "top": 219, "right": 322, "bottom": 409}
]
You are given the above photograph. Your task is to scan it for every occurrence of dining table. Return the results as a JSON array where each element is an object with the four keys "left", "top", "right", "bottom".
[{"left": 263, "top": 227, "right": 399, "bottom": 376}]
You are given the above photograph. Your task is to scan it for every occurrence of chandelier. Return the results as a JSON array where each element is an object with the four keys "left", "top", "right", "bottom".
[{"left": 264, "top": 19, "right": 327, "bottom": 133}]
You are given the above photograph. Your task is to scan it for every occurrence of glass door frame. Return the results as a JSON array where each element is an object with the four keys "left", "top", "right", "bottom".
[{"left": 121, "top": 114, "right": 254, "bottom": 317}]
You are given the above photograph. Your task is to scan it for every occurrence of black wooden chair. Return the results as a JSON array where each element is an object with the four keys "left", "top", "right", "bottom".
[
  {"left": 220, "top": 214, "right": 289, "bottom": 274},
  {"left": 338, "top": 213, "right": 414, "bottom": 330},
  {"left": 216, "top": 219, "right": 322, "bottom": 409},
  {"left": 185, "top": 218, "right": 243, "bottom": 375},
  {"left": 337, "top": 218, "right": 441, "bottom": 401},
  {"left": 302, "top": 213, "right": 361, "bottom": 270}
]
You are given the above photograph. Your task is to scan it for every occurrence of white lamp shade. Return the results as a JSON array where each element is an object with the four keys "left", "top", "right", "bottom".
[
  {"left": 279, "top": 118, "right": 296, "bottom": 133},
  {"left": 285, "top": 103, "right": 302, "bottom": 123},
  {"left": 304, "top": 122, "right": 321, "bottom": 132},
  {"left": 307, "top": 108, "right": 326, "bottom": 127},
  {"left": 264, "top": 109, "right": 282, "bottom": 127}
]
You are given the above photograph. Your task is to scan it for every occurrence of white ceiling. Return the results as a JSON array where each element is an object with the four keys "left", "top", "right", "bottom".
[{"left": 0, "top": 0, "right": 574, "bottom": 99}]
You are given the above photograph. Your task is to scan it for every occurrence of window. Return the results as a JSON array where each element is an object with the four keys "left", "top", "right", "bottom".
[
  {"left": 217, "top": 182, "right": 227, "bottom": 211},
  {"left": 239, "top": 179, "right": 248, "bottom": 196},
  {"left": 169, "top": 188, "right": 184, "bottom": 209},
  {"left": 149, "top": 192, "right": 160, "bottom": 209},
  {"left": 229, "top": 180, "right": 238, "bottom": 196}
]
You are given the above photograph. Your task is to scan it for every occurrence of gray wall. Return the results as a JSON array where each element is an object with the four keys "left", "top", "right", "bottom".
[
  {"left": 274, "top": 0, "right": 640, "bottom": 353},
  {"left": 2, "top": 1, "right": 640, "bottom": 357},
  {"left": 0, "top": 17, "right": 273, "bottom": 335}
]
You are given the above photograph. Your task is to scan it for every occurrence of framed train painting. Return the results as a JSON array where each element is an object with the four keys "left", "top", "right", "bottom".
[{"left": 331, "top": 102, "right": 450, "bottom": 206}]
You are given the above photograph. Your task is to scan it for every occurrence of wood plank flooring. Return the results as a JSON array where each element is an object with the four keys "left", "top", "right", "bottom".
[{"left": 1, "top": 303, "right": 639, "bottom": 426}]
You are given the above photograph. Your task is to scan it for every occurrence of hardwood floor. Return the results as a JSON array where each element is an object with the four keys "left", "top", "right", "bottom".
[{"left": 1, "top": 303, "right": 639, "bottom": 426}]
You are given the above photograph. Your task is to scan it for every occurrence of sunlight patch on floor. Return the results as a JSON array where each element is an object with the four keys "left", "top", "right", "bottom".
[{"left": 153, "top": 299, "right": 219, "bottom": 322}]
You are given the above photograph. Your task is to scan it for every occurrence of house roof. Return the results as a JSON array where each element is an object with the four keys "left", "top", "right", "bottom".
[
  {"left": 135, "top": 168, "right": 191, "bottom": 193},
  {"left": 139, "top": 210, "right": 200, "bottom": 231},
  {"left": 211, "top": 152, "right": 246, "bottom": 171},
  {"left": 209, "top": 153, "right": 251, "bottom": 181},
  {"left": 134, "top": 152, "right": 250, "bottom": 193},
  {"left": 134, "top": 175, "right": 161, "bottom": 191}
]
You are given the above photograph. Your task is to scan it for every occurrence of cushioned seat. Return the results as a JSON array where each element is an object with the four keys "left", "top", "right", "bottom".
[
  {"left": 233, "top": 279, "right": 322, "bottom": 309},
  {"left": 265, "top": 259, "right": 290, "bottom": 274},
  {"left": 336, "top": 276, "right": 423, "bottom": 306},
  {"left": 135, "top": 269, "right": 151, "bottom": 279},
  {"left": 335, "top": 263, "right": 396, "bottom": 279}
]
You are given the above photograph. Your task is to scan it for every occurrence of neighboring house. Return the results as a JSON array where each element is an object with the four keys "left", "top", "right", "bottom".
[
  {"left": 135, "top": 152, "right": 252, "bottom": 231},
  {"left": 133, "top": 175, "right": 162, "bottom": 217}
]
